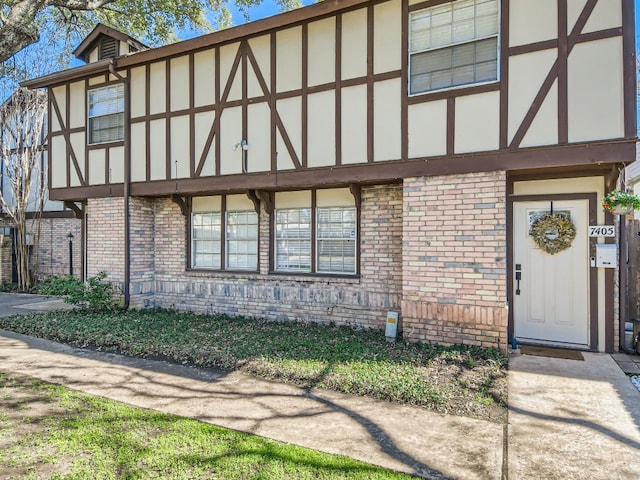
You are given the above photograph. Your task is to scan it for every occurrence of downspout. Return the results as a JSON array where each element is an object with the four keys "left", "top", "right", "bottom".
[{"left": 109, "top": 59, "right": 130, "bottom": 310}]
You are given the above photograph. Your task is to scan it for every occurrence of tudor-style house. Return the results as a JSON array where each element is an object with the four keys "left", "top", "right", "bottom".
[{"left": 24, "top": 0, "right": 636, "bottom": 352}]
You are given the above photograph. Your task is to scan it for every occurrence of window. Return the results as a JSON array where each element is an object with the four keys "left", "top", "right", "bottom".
[
  {"left": 191, "top": 195, "right": 258, "bottom": 271},
  {"left": 87, "top": 84, "right": 124, "bottom": 144},
  {"left": 226, "top": 211, "right": 258, "bottom": 270},
  {"left": 409, "top": 0, "right": 499, "bottom": 95},
  {"left": 275, "top": 189, "right": 357, "bottom": 275},
  {"left": 317, "top": 207, "right": 357, "bottom": 274},
  {"left": 192, "top": 212, "right": 222, "bottom": 268}
]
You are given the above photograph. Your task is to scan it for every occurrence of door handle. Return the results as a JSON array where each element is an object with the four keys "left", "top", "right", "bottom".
[{"left": 515, "top": 264, "right": 522, "bottom": 295}]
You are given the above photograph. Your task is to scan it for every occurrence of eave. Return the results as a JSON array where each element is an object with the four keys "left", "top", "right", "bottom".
[{"left": 20, "top": 59, "right": 113, "bottom": 89}]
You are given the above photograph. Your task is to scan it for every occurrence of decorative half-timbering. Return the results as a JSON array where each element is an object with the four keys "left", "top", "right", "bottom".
[{"left": 24, "top": 0, "right": 637, "bottom": 353}]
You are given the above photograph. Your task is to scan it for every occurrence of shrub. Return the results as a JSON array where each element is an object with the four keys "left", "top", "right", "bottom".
[{"left": 37, "top": 272, "right": 120, "bottom": 312}]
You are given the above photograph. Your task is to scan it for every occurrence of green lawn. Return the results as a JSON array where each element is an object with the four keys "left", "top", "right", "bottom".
[
  {"left": 0, "top": 309, "right": 507, "bottom": 421},
  {"left": 0, "top": 372, "right": 414, "bottom": 479}
]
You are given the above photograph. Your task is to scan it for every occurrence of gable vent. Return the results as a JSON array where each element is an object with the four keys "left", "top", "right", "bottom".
[{"left": 98, "top": 37, "right": 118, "bottom": 60}]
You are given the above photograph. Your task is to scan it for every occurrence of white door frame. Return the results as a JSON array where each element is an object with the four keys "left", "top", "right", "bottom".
[{"left": 508, "top": 193, "right": 599, "bottom": 350}]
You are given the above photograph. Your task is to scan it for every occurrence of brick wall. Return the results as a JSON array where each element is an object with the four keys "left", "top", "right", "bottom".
[
  {"left": 86, "top": 198, "right": 125, "bottom": 281},
  {"left": 401, "top": 171, "right": 508, "bottom": 350},
  {"left": 32, "top": 217, "right": 82, "bottom": 279},
  {"left": 151, "top": 185, "right": 403, "bottom": 328},
  {"left": 0, "top": 234, "right": 11, "bottom": 283},
  {"left": 129, "top": 197, "right": 155, "bottom": 305}
]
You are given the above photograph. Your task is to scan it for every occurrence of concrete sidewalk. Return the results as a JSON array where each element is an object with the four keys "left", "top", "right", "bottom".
[
  {"left": 508, "top": 352, "right": 640, "bottom": 479},
  {"left": 0, "top": 329, "right": 503, "bottom": 480}
]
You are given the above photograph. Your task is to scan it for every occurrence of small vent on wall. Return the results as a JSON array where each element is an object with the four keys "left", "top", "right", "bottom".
[{"left": 98, "top": 37, "right": 118, "bottom": 60}]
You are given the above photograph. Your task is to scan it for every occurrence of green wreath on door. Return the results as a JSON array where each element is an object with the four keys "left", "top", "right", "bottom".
[{"left": 529, "top": 213, "right": 576, "bottom": 255}]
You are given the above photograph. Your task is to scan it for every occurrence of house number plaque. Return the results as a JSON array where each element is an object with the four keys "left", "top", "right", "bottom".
[{"left": 588, "top": 226, "right": 615, "bottom": 237}]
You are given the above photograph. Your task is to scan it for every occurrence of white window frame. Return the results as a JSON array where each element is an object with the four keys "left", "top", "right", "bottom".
[
  {"left": 191, "top": 211, "right": 222, "bottom": 269},
  {"left": 316, "top": 207, "right": 357, "bottom": 274},
  {"left": 274, "top": 194, "right": 357, "bottom": 276},
  {"left": 409, "top": 0, "right": 500, "bottom": 95},
  {"left": 191, "top": 204, "right": 258, "bottom": 272},
  {"left": 275, "top": 208, "right": 312, "bottom": 273},
  {"left": 226, "top": 210, "right": 259, "bottom": 271},
  {"left": 87, "top": 84, "right": 125, "bottom": 144}
]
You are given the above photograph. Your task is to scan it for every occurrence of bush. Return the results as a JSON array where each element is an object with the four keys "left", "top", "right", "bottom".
[
  {"left": 36, "top": 272, "right": 120, "bottom": 312},
  {"left": 35, "top": 275, "right": 84, "bottom": 296}
]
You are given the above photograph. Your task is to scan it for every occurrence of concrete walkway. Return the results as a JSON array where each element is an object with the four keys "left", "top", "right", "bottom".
[{"left": 508, "top": 352, "right": 640, "bottom": 480}]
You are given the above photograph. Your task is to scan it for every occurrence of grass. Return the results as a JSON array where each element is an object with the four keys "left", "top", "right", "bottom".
[
  {"left": 0, "top": 309, "right": 507, "bottom": 421},
  {"left": 0, "top": 372, "right": 415, "bottom": 479}
]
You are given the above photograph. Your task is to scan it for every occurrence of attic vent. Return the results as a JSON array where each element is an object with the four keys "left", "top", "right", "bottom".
[{"left": 98, "top": 37, "right": 118, "bottom": 60}]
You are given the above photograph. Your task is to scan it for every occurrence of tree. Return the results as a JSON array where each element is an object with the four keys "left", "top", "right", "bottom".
[
  {"left": 0, "top": 87, "right": 47, "bottom": 290},
  {"left": 0, "top": 0, "right": 301, "bottom": 66}
]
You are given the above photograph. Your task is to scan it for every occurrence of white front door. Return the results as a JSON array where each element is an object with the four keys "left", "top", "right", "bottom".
[{"left": 513, "top": 200, "right": 590, "bottom": 347}]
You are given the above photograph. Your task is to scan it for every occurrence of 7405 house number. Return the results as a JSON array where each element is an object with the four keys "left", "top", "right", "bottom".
[{"left": 588, "top": 226, "right": 615, "bottom": 237}]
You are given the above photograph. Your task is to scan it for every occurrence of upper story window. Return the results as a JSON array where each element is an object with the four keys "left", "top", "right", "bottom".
[
  {"left": 87, "top": 84, "right": 124, "bottom": 144},
  {"left": 274, "top": 189, "right": 357, "bottom": 275},
  {"left": 191, "top": 195, "right": 258, "bottom": 271},
  {"left": 409, "top": 0, "right": 499, "bottom": 95}
]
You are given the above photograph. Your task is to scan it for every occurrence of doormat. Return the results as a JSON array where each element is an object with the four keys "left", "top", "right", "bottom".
[{"left": 520, "top": 345, "right": 584, "bottom": 361}]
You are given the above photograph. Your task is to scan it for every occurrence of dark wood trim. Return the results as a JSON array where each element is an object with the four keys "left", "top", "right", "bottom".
[
  {"left": 605, "top": 209, "right": 615, "bottom": 351},
  {"left": 65, "top": 83, "right": 71, "bottom": 187},
  {"left": 622, "top": 0, "right": 637, "bottom": 139},
  {"left": 247, "top": 189, "right": 260, "bottom": 213},
  {"left": 446, "top": 97, "right": 455, "bottom": 155},
  {"left": 407, "top": 81, "right": 500, "bottom": 105},
  {"left": 62, "top": 202, "right": 84, "bottom": 218},
  {"left": 509, "top": 0, "right": 598, "bottom": 149},
  {"left": 302, "top": 23, "right": 309, "bottom": 169},
  {"left": 508, "top": 27, "right": 622, "bottom": 57},
  {"left": 508, "top": 39, "right": 558, "bottom": 57},
  {"left": 50, "top": 86, "right": 86, "bottom": 188},
  {"left": 349, "top": 183, "right": 361, "bottom": 210},
  {"left": 408, "top": 0, "right": 451, "bottom": 12},
  {"left": 185, "top": 197, "right": 192, "bottom": 269},
  {"left": 165, "top": 60, "right": 172, "bottom": 180},
  {"left": 49, "top": 141, "right": 635, "bottom": 201},
  {"left": 400, "top": 0, "right": 409, "bottom": 160},
  {"left": 366, "top": 5, "right": 374, "bottom": 163},
  {"left": 242, "top": 41, "right": 249, "bottom": 173},
  {"left": 47, "top": 91, "right": 53, "bottom": 193},
  {"left": 499, "top": 0, "right": 509, "bottom": 149},
  {"left": 84, "top": 78, "right": 89, "bottom": 185},
  {"left": 588, "top": 194, "right": 599, "bottom": 351},
  {"left": 271, "top": 32, "right": 278, "bottom": 172},
  {"left": 145, "top": 63, "right": 151, "bottom": 182},
  {"left": 171, "top": 194, "right": 189, "bottom": 216},
  {"left": 189, "top": 53, "right": 196, "bottom": 178},
  {"left": 220, "top": 195, "right": 227, "bottom": 269},
  {"left": 245, "top": 41, "right": 302, "bottom": 169},
  {"left": 311, "top": 190, "right": 317, "bottom": 272},
  {"left": 335, "top": 14, "right": 342, "bottom": 167},
  {"left": 105, "top": 147, "right": 110, "bottom": 185},
  {"left": 557, "top": 0, "right": 568, "bottom": 144},
  {"left": 256, "top": 189, "right": 273, "bottom": 214},
  {"left": 215, "top": 47, "right": 222, "bottom": 176}
]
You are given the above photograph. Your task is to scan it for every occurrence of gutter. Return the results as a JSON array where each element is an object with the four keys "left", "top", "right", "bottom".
[{"left": 108, "top": 59, "right": 131, "bottom": 311}]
